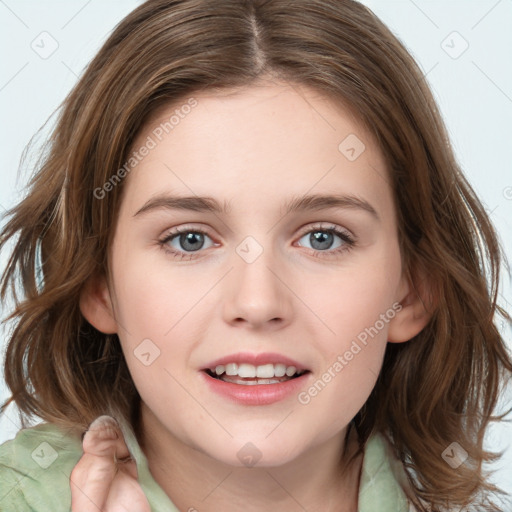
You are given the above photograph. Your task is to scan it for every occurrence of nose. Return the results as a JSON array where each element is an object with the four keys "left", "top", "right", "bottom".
[{"left": 222, "top": 239, "right": 293, "bottom": 330}]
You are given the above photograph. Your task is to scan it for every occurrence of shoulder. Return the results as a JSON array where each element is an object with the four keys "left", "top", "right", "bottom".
[
  {"left": 358, "top": 431, "right": 417, "bottom": 512},
  {"left": 0, "top": 422, "right": 83, "bottom": 511}
]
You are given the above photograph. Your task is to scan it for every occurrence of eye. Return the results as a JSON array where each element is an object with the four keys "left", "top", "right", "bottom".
[
  {"left": 158, "top": 223, "right": 356, "bottom": 260},
  {"left": 159, "top": 226, "right": 215, "bottom": 259},
  {"left": 295, "top": 224, "right": 355, "bottom": 257}
]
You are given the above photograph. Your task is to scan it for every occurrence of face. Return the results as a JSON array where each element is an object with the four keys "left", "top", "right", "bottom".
[{"left": 94, "top": 80, "right": 411, "bottom": 467}]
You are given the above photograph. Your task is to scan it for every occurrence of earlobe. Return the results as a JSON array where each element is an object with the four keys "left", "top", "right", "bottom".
[
  {"left": 387, "top": 266, "right": 436, "bottom": 344},
  {"left": 79, "top": 272, "right": 118, "bottom": 334}
]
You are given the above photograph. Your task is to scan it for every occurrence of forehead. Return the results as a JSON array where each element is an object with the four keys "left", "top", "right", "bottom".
[{"left": 120, "top": 81, "right": 392, "bottom": 219}]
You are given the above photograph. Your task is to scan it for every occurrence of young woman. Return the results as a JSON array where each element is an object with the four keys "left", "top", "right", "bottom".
[{"left": 1, "top": 1, "right": 511, "bottom": 510}]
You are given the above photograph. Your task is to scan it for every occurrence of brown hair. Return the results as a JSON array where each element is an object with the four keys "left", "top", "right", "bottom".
[{"left": 1, "top": 0, "right": 511, "bottom": 510}]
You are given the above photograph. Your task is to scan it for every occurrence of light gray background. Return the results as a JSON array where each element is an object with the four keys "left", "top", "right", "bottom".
[{"left": 1, "top": 0, "right": 511, "bottom": 505}]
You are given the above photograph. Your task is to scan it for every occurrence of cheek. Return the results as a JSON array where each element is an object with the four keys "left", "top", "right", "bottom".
[
  {"left": 110, "top": 247, "right": 191, "bottom": 336},
  {"left": 298, "top": 245, "right": 400, "bottom": 407},
  {"left": 298, "top": 280, "right": 394, "bottom": 435},
  {"left": 108, "top": 252, "right": 188, "bottom": 390},
  {"left": 111, "top": 261, "right": 193, "bottom": 420},
  {"left": 309, "top": 248, "right": 401, "bottom": 346}
]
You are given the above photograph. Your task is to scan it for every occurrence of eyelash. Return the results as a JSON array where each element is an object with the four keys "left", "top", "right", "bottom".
[{"left": 158, "top": 223, "right": 356, "bottom": 261}]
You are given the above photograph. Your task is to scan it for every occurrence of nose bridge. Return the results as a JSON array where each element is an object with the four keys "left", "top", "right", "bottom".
[{"left": 224, "top": 233, "right": 291, "bottom": 326}]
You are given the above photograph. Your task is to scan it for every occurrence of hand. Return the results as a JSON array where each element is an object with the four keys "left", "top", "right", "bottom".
[{"left": 70, "top": 415, "right": 151, "bottom": 511}]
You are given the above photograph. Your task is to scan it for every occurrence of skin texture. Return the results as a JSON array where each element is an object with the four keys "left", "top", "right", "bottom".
[{"left": 77, "top": 79, "right": 431, "bottom": 511}]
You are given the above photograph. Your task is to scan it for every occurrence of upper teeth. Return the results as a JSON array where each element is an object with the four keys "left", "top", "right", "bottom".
[{"left": 212, "top": 363, "right": 303, "bottom": 378}]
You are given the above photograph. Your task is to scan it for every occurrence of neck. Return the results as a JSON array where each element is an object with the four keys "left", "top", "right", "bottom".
[{"left": 138, "top": 403, "right": 363, "bottom": 512}]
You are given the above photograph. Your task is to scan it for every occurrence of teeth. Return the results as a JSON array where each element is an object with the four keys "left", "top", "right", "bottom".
[
  {"left": 211, "top": 363, "right": 304, "bottom": 379},
  {"left": 220, "top": 377, "right": 290, "bottom": 385},
  {"left": 225, "top": 363, "right": 238, "bottom": 376},
  {"left": 257, "top": 363, "right": 276, "bottom": 378},
  {"left": 285, "top": 366, "right": 297, "bottom": 377}
]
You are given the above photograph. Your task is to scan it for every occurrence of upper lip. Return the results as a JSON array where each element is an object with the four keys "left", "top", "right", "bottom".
[{"left": 202, "top": 352, "right": 310, "bottom": 372}]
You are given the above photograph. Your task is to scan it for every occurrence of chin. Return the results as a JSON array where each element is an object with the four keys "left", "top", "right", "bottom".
[{"left": 200, "top": 436, "right": 304, "bottom": 469}]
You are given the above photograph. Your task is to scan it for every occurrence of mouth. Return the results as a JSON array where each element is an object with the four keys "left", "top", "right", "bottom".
[
  {"left": 200, "top": 357, "right": 312, "bottom": 405},
  {"left": 200, "top": 352, "right": 312, "bottom": 403}
]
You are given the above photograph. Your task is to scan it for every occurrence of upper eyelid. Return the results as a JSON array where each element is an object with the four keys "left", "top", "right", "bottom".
[{"left": 296, "top": 222, "right": 353, "bottom": 237}]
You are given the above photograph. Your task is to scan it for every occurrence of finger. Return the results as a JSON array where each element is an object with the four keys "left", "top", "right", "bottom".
[
  {"left": 70, "top": 415, "right": 133, "bottom": 512},
  {"left": 82, "top": 415, "right": 131, "bottom": 461},
  {"left": 105, "top": 469, "right": 151, "bottom": 512}
]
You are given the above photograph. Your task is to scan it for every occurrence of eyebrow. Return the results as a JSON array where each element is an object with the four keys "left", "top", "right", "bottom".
[{"left": 133, "top": 193, "right": 379, "bottom": 220}]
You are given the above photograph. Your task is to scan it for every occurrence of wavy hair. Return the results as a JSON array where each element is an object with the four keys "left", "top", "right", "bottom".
[{"left": 1, "top": 1, "right": 511, "bottom": 510}]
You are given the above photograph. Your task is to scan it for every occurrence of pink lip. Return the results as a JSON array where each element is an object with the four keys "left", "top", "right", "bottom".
[
  {"left": 200, "top": 370, "right": 312, "bottom": 406},
  {"left": 202, "top": 352, "right": 309, "bottom": 372}
]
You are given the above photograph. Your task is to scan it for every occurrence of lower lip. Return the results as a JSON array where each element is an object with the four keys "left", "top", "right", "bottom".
[{"left": 200, "top": 371, "right": 311, "bottom": 406}]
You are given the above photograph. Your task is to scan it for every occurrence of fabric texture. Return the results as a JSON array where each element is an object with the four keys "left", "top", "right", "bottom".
[{"left": 0, "top": 418, "right": 413, "bottom": 511}]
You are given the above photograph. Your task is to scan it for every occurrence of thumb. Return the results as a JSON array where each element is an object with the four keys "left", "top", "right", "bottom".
[
  {"left": 70, "top": 415, "right": 135, "bottom": 512},
  {"left": 81, "top": 415, "right": 132, "bottom": 462}
]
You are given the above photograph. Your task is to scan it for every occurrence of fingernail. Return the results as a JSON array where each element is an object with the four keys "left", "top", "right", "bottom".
[{"left": 85, "top": 415, "right": 120, "bottom": 441}]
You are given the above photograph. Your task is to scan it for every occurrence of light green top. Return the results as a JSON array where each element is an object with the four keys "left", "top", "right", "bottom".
[{"left": 0, "top": 419, "right": 413, "bottom": 511}]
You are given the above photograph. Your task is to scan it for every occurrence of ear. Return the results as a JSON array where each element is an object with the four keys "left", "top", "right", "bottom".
[
  {"left": 387, "top": 263, "right": 436, "bottom": 344},
  {"left": 79, "top": 272, "right": 118, "bottom": 334}
]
